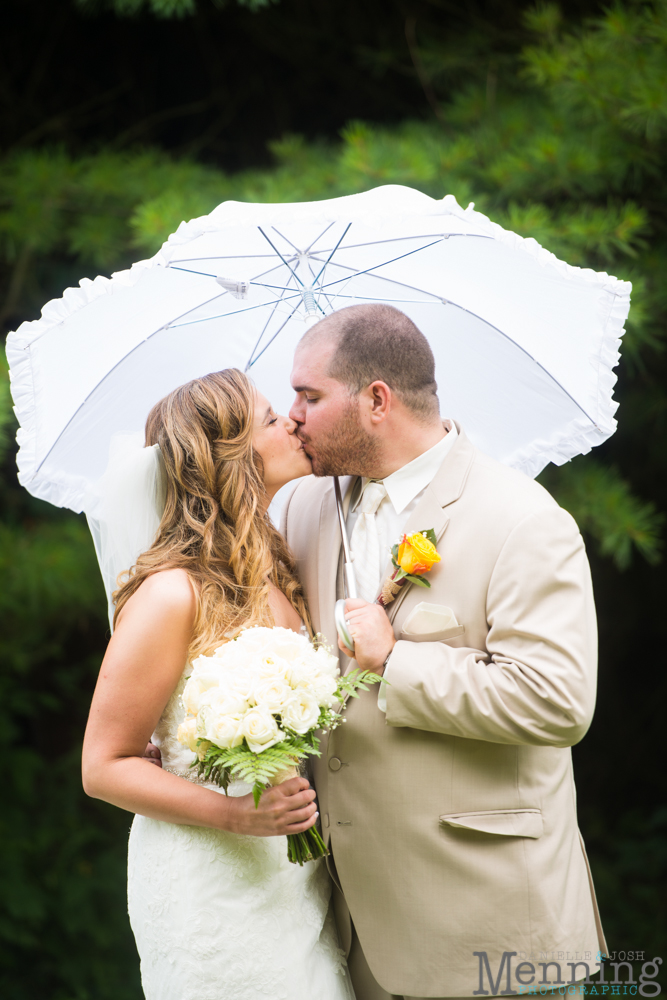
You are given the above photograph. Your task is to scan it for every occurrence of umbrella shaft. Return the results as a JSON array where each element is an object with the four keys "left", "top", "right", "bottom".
[{"left": 334, "top": 476, "right": 358, "bottom": 600}]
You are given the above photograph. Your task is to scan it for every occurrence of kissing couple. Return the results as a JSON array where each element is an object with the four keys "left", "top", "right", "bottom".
[{"left": 82, "top": 303, "right": 605, "bottom": 1000}]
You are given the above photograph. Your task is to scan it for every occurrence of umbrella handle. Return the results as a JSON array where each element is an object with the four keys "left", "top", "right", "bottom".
[
  {"left": 335, "top": 599, "right": 355, "bottom": 655},
  {"left": 333, "top": 476, "right": 357, "bottom": 655}
]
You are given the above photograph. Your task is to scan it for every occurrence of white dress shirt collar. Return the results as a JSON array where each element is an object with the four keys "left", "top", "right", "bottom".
[{"left": 353, "top": 419, "right": 458, "bottom": 516}]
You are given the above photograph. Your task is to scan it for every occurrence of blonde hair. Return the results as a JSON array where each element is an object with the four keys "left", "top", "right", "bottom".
[{"left": 113, "top": 369, "right": 310, "bottom": 656}]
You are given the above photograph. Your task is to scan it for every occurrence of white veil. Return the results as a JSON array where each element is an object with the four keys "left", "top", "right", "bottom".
[{"left": 84, "top": 433, "right": 167, "bottom": 629}]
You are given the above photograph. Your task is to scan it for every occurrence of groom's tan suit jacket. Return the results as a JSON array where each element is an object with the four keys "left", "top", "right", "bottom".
[{"left": 282, "top": 427, "right": 605, "bottom": 998}]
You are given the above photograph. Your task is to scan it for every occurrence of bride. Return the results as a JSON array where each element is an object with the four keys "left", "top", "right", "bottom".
[{"left": 81, "top": 369, "right": 353, "bottom": 1000}]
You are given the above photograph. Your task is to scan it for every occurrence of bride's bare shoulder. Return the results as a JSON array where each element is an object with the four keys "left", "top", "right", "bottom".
[
  {"left": 140, "top": 568, "right": 196, "bottom": 601},
  {"left": 118, "top": 569, "right": 197, "bottom": 627}
]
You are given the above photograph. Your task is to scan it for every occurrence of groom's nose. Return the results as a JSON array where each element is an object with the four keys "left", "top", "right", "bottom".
[{"left": 289, "top": 393, "right": 305, "bottom": 426}]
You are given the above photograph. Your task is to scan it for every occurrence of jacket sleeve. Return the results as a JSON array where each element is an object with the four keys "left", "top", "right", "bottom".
[{"left": 384, "top": 506, "right": 598, "bottom": 747}]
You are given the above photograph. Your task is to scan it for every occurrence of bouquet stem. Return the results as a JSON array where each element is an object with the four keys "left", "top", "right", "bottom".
[
  {"left": 287, "top": 826, "right": 329, "bottom": 866},
  {"left": 268, "top": 764, "right": 329, "bottom": 866}
]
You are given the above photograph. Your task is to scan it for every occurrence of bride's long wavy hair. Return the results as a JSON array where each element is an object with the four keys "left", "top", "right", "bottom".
[{"left": 113, "top": 369, "right": 310, "bottom": 656}]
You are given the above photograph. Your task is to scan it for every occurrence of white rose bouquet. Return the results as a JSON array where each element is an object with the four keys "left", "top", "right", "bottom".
[{"left": 177, "top": 626, "right": 381, "bottom": 865}]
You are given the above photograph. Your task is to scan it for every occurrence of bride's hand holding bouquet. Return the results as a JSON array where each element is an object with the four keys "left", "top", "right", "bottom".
[{"left": 178, "top": 624, "right": 380, "bottom": 865}]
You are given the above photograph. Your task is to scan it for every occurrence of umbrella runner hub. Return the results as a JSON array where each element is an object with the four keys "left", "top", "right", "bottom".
[{"left": 301, "top": 287, "right": 319, "bottom": 319}]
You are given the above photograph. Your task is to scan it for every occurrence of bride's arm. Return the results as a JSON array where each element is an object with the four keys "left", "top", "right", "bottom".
[{"left": 82, "top": 569, "right": 318, "bottom": 837}]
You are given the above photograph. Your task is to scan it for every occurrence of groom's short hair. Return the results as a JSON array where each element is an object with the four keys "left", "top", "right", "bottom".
[{"left": 303, "top": 304, "right": 439, "bottom": 421}]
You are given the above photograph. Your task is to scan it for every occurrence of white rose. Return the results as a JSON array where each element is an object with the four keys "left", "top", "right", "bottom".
[
  {"left": 238, "top": 626, "right": 308, "bottom": 662},
  {"left": 314, "top": 646, "right": 340, "bottom": 677},
  {"left": 306, "top": 671, "right": 338, "bottom": 707},
  {"left": 285, "top": 656, "right": 316, "bottom": 688},
  {"left": 255, "top": 653, "right": 291, "bottom": 682},
  {"left": 177, "top": 718, "right": 198, "bottom": 752},
  {"left": 199, "top": 687, "right": 249, "bottom": 718},
  {"left": 281, "top": 691, "right": 321, "bottom": 734},
  {"left": 182, "top": 671, "right": 221, "bottom": 715},
  {"left": 241, "top": 708, "right": 283, "bottom": 753},
  {"left": 191, "top": 652, "right": 219, "bottom": 671},
  {"left": 203, "top": 712, "right": 244, "bottom": 749},
  {"left": 270, "top": 632, "right": 310, "bottom": 661},
  {"left": 235, "top": 627, "right": 272, "bottom": 654},
  {"left": 228, "top": 670, "right": 259, "bottom": 701},
  {"left": 252, "top": 676, "right": 293, "bottom": 713}
]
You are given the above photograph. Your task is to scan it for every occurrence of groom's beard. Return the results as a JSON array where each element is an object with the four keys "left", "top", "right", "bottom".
[{"left": 300, "top": 399, "right": 381, "bottom": 478}]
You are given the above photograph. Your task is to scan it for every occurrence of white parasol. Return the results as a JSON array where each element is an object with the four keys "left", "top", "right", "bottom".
[{"left": 7, "top": 182, "right": 630, "bottom": 549}]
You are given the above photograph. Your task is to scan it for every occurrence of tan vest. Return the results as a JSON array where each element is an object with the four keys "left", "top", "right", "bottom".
[{"left": 283, "top": 428, "right": 606, "bottom": 998}]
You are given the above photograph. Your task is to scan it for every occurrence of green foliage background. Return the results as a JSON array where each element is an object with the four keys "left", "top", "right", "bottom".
[{"left": 1, "top": 0, "right": 666, "bottom": 996}]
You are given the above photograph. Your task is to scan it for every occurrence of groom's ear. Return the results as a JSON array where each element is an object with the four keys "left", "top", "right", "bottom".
[{"left": 363, "top": 381, "right": 392, "bottom": 425}]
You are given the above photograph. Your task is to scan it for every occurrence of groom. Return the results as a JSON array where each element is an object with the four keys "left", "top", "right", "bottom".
[{"left": 280, "top": 303, "right": 605, "bottom": 1000}]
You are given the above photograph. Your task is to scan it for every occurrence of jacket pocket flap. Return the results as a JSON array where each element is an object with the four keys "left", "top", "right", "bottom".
[
  {"left": 400, "top": 624, "right": 465, "bottom": 643},
  {"left": 439, "top": 809, "right": 543, "bottom": 839}
]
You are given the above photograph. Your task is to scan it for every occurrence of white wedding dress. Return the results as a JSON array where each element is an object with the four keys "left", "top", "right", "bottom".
[{"left": 127, "top": 666, "right": 354, "bottom": 1000}]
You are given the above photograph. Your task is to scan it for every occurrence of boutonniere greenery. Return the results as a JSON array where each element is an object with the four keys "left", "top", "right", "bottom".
[{"left": 377, "top": 529, "right": 441, "bottom": 607}]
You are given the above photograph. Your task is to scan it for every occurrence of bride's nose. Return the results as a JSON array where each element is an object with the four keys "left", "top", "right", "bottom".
[{"left": 284, "top": 415, "right": 298, "bottom": 434}]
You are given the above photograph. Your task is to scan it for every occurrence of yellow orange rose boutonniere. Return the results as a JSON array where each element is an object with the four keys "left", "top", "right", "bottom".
[{"left": 377, "top": 529, "right": 441, "bottom": 607}]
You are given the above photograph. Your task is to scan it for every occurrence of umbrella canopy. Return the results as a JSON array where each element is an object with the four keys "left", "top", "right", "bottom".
[{"left": 7, "top": 184, "right": 630, "bottom": 514}]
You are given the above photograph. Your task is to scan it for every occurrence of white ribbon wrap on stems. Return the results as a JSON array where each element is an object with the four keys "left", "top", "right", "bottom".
[{"left": 84, "top": 433, "right": 167, "bottom": 629}]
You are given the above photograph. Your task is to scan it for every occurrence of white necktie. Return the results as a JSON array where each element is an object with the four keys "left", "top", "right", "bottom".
[{"left": 349, "top": 480, "right": 387, "bottom": 603}]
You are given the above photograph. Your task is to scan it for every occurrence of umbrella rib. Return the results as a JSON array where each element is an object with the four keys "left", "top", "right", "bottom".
[
  {"left": 271, "top": 227, "right": 302, "bottom": 254},
  {"left": 170, "top": 262, "right": 297, "bottom": 295},
  {"left": 311, "top": 223, "right": 352, "bottom": 286},
  {"left": 245, "top": 306, "right": 282, "bottom": 371},
  {"left": 32, "top": 221, "right": 598, "bottom": 488},
  {"left": 258, "top": 226, "right": 328, "bottom": 317},
  {"left": 246, "top": 301, "right": 303, "bottom": 369},
  {"left": 166, "top": 233, "right": 489, "bottom": 266},
  {"left": 313, "top": 233, "right": 493, "bottom": 254},
  {"left": 308, "top": 261, "right": 336, "bottom": 311},
  {"left": 249, "top": 258, "right": 310, "bottom": 285},
  {"left": 327, "top": 293, "right": 439, "bottom": 304},
  {"left": 318, "top": 238, "right": 446, "bottom": 293},
  {"left": 245, "top": 281, "right": 300, "bottom": 370},
  {"left": 326, "top": 290, "right": 597, "bottom": 426},
  {"left": 310, "top": 243, "right": 599, "bottom": 428},
  {"left": 255, "top": 247, "right": 311, "bottom": 299},
  {"left": 252, "top": 281, "right": 305, "bottom": 291},
  {"left": 30, "top": 292, "right": 306, "bottom": 482},
  {"left": 167, "top": 265, "right": 305, "bottom": 307},
  {"left": 268, "top": 224, "right": 346, "bottom": 313},
  {"left": 257, "top": 228, "right": 304, "bottom": 288},
  {"left": 169, "top": 294, "right": 301, "bottom": 328},
  {"left": 310, "top": 258, "right": 444, "bottom": 303},
  {"left": 168, "top": 253, "right": 280, "bottom": 262},
  {"left": 304, "top": 221, "right": 335, "bottom": 253},
  {"left": 268, "top": 222, "right": 336, "bottom": 258},
  {"left": 29, "top": 284, "right": 276, "bottom": 480},
  {"left": 165, "top": 232, "right": 457, "bottom": 288},
  {"left": 169, "top": 265, "right": 223, "bottom": 279}
]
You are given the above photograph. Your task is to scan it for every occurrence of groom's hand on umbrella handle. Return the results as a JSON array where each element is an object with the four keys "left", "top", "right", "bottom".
[
  {"left": 142, "top": 742, "right": 162, "bottom": 767},
  {"left": 339, "top": 598, "right": 396, "bottom": 674}
]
